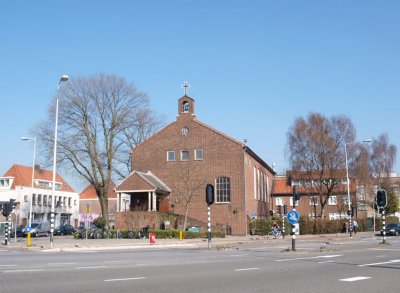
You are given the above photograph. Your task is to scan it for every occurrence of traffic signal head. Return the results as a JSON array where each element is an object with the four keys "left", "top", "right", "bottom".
[
  {"left": 376, "top": 189, "right": 387, "bottom": 208},
  {"left": 293, "top": 186, "right": 300, "bottom": 201},
  {"left": 205, "top": 184, "right": 214, "bottom": 206},
  {"left": 1, "top": 203, "right": 11, "bottom": 217},
  {"left": 283, "top": 204, "right": 287, "bottom": 215}
]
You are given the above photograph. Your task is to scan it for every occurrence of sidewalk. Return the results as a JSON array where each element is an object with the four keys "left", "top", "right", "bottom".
[{"left": 1, "top": 231, "right": 380, "bottom": 252}]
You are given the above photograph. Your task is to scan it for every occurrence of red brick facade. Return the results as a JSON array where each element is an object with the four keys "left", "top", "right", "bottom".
[{"left": 116, "top": 96, "right": 276, "bottom": 235}]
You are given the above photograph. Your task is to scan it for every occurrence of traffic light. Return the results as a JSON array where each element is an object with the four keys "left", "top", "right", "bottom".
[
  {"left": 376, "top": 189, "right": 387, "bottom": 208},
  {"left": 283, "top": 204, "right": 287, "bottom": 215},
  {"left": 205, "top": 184, "right": 214, "bottom": 206},
  {"left": 293, "top": 186, "right": 300, "bottom": 201},
  {"left": 2, "top": 203, "right": 11, "bottom": 217}
]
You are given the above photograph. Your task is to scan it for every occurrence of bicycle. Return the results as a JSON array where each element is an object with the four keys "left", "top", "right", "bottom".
[{"left": 265, "top": 230, "right": 282, "bottom": 239}]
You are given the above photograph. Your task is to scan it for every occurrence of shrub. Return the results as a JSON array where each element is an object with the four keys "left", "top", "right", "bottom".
[{"left": 93, "top": 217, "right": 106, "bottom": 229}]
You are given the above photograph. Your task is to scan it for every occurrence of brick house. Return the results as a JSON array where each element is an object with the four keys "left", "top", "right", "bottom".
[
  {"left": 115, "top": 94, "right": 276, "bottom": 235},
  {"left": 0, "top": 164, "right": 80, "bottom": 227},
  {"left": 79, "top": 182, "right": 117, "bottom": 227},
  {"left": 271, "top": 171, "right": 366, "bottom": 220}
]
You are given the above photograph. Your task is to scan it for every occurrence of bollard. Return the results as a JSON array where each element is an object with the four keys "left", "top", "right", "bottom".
[
  {"left": 179, "top": 230, "right": 183, "bottom": 241},
  {"left": 27, "top": 233, "right": 31, "bottom": 247},
  {"left": 149, "top": 232, "right": 156, "bottom": 245}
]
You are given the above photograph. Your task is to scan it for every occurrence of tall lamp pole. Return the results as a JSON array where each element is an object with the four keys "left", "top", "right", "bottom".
[
  {"left": 344, "top": 139, "right": 372, "bottom": 238},
  {"left": 50, "top": 74, "right": 69, "bottom": 247},
  {"left": 21, "top": 136, "right": 36, "bottom": 246}
]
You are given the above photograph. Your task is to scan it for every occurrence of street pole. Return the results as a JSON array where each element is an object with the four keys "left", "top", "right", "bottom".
[
  {"left": 50, "top": 75, "right": 69, "bottom": 247},
  {"left": 344, "top": 142, "right": 353, "bottom": 238},
  {"left": 21, "top": 136, "right": 36, "bottom": 247},
  {"left": 207, "top": 205, "right": 211, "bottom": 250},
  {"left": 382, "top": 209, "right": 386, "bottom": 244},
  {"left": 292, "top": 186, "right": 296, "bottom": 251}
]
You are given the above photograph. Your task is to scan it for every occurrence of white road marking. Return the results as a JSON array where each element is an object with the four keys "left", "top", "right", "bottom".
[
  {"left": 317, "top": 261, "right": 335, "bottom": 264},
  {"left": 358, "top": 259, "right": 400, "bottom": 267},
  {"left": 48, "top": 262, "right": 77, "bottom": 265},
  {"left": 229, "top": 254, "right": 248, "bottom": 257},
  {"left": 339, "top": 276, "right": 371, "bottom": 282},
  {"left": 276, "top": 255, "right": 342, "bottom": 262},
  {"left": 235, "top": 268, "right": 260, "bottom": 272},
  {"left": 76, "top": 266, "right": 108, "bottom": 270},
  {"left": 0, "top": 265, "right": 17, "bottom": 267},
  {"left": 4, "top": 269, "right": 44, "bottom": 273},
  {"left": 104, "top": 260, "right": 130, "bottom": 264},
  {"left": 104, "top": 277, "right": 146, "bottom": 282}
]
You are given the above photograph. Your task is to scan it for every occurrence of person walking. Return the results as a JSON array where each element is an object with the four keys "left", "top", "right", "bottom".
[{"left": 353, "top": 219, "right": 358, "bottom": 234}]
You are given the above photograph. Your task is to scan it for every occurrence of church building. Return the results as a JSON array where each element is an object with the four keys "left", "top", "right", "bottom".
[{"left": 115, "top": 86, "right": 275, "bottom": 235}]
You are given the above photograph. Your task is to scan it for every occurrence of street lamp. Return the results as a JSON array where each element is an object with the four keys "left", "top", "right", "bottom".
[
  {"left": 50, "top": 74, "right": 69, "bottom": 247},
  {"left": 344, "top": 138, "right": 372, "bottom": 238},
  {"left": 20, "top": 137, "right": 36, "bottom": 229}
]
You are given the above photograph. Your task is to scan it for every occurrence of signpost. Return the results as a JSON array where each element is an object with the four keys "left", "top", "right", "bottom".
[{"left": 287, "top": 209, "right": 300, "bottom": 251}]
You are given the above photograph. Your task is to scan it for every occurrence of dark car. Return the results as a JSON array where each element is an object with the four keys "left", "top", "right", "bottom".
[
  {"left": 382, "top": 223, "right": 400, "bottom": 236},
  {"left": 54, "top": 224, "right": 75, "bottom": 236},
  {"left": 16, "top": 225, "right": 24, "bottom": 237}
]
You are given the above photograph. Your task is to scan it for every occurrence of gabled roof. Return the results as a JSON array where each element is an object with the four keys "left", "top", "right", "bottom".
[
  {"left": 80, "top": 181, "right": 117, "bottom": 199},
  {"left": 2, "top": 164, "right": 75, "bottom": 192},
  {"left": 116, "top": 171, "right": 171, "bottom": 193},
  {"left": 132, "top": 112, "right": 276, "bottom": 175}
]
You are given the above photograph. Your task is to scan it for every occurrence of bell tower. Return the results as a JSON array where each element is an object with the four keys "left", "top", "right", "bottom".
[{"left": 178, "top": 81, "right": 195, "bottom": 118}]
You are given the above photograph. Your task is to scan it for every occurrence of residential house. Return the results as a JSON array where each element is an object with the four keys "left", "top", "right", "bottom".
[{"left": 0, "top": 164, "right": 80, "bottom": 227}]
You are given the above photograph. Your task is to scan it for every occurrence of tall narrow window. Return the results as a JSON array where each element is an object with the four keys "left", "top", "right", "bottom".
[
  {"left": 216, "top": 177, "right": 230, "bottom": 203},
  {"left": 182, "top": 101, "right": 190, "bottom": 113}
]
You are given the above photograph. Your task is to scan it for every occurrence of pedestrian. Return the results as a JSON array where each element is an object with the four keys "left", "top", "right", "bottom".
[{"left": 353, "top": 220, "right": 358, "bottom": 234}]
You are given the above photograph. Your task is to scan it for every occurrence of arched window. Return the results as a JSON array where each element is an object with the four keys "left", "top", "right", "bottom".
[
  {"left": 182, "top": 101, "right": 190, "bottom": 113},
  {"left": 216, "top": 177, "right": 230, "bottom": 203}
]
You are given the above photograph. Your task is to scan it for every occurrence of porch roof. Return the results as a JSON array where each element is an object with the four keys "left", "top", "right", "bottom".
[{"left": 115, "top": 171, "right": 171, "bottom": 194}]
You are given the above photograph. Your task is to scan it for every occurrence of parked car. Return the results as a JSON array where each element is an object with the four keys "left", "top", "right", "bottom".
[
  {"left": 54, "top": 224, "right": 75, "bottom": 236},
  {"left": 22, "top": 221, "right": 50, "bottom": 237},
  {"left": 381, "top": 223, "right": 400, "bottom": 236}
]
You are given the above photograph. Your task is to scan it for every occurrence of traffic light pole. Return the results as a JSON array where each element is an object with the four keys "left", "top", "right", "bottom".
[
  {"left": 382, "top": 209, "right": 386, "bottom": 244},
  {"left": 207, "top": 205, "right": 211, "bottom": 250}
]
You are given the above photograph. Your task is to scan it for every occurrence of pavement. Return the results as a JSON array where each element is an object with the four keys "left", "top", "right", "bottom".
[{"left": 0, "top": 231, "right": 385, "bottom": 253}]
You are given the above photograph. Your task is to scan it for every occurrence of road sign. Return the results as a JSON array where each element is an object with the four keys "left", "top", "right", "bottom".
[
  {"left": 25, "top": 226, "right": 31, "bottom": 232},
  {"left": 287, "top": 210, "right": 300, "bottom": 225}
]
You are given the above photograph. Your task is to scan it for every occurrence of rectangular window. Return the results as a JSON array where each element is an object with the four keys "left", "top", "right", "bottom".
[
  {"left": 194, "top": 149, "right": 204, "bottom": 160},
  {"left": 24, "top": 195, "right": 28, "bottom": 202},
  {"left": 290, "top": 197, "right": 298, "bottom": 207},
  {"left": 167, "top": 151, "right": 175, "bottom": 161},
  {"left": 276, "top": 197, "right": 283, "bottom": 206},
  {"left": 309, "top": 213, "right": 317, "bottom": 219},
  {"left": 181, "top": 150, "right": 189, "bottom": 161},
  {"left": 216, "top": 177, "right": 231, "bottom": 203},
  {"left": 357, "top": 186, "right": 366, "bottom": 201},
  {"left": 43, "top": 195, "right": 47, "bottom": 206},
  {"left": 32, "top": 194, "right": 36, "bottom": 205},
  {"left": 37, "top": 194, "right": 42, "bottom": 206},
  {"left": 68, "top": 197, "right": 72, "bottom": 207},
  {"left": 49, "top": 196, "right": 52, "bottom": 207},
  {"left": 328, "top": 196, "right": 337, "bottom": 205},
  {"left": 253, "top": 167, "right": 257, "bottom": 200},
  {"left": 309, "top": 196, "right": 318, "bottom": 205}
]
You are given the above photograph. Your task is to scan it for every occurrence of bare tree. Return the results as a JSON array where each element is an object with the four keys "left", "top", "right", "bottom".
[
  {"left": 36, "top": 74, "right": 165, "bottom": 227},
  {"left": 286, "top": 112, "right": 356, "bottom": 218}
]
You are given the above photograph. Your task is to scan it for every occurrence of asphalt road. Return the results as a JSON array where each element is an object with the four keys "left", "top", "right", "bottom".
[{"left": 1, "top": 237, "right": 399, "bottom": 293}]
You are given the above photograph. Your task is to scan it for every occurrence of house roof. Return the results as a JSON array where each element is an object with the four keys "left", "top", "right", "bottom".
[
  {"left": 116, "top": 171, "right": 171, "bottom": 193},
  {"left": 3, "top": 164, "right": 75, "bottom": 192},
  {"left": 80, "top": 181, "right": 117, "bottom": 199}
]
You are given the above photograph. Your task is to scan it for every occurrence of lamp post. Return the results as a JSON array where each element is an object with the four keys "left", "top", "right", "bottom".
[
  {"left": 50, "top": 74, "right": 69, "bottom": 247},
  {"left": 344, "top": 139, "right": 372, "bottom": 238},
  {"left": 21, "top": 136, "right": 36, "bottom": 246}
]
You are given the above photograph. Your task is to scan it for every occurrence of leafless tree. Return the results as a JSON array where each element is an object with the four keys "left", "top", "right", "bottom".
[
  {"left": 36, "top": 74, "right": 165, "bottom": 226},
  {"left": 286, "top": 112, "right": 356, "bottom": 218}
]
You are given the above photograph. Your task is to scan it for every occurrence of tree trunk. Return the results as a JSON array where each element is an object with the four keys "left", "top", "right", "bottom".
[{"left": 97, "top": 189, "right": 109, "bottom": 228}]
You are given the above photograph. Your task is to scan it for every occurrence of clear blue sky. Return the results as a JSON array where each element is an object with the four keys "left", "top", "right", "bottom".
[{"left": 1, "top": 1, "right": 399, "bottom": 191}]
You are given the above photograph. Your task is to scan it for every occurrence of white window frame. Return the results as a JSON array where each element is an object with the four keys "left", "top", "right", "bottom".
[
  {"left": 328, "top": 196, "right": 337, "bottom": 205},
  {"left": 216, "top": 177, "right": 231, "bottom": 203},
  {"left": 290, "top": 197, "right": 299, "bottom": 207},
  {"left": 194, "top": 149, "right": 204, "bottom": 160},
  {"left": 167, "top": 151, "right": 175, "bottom": 161},
  {"left": 275, "top": 197, "right": 284, "bottom": 206},
  {"left": 309, "top": 196, "right": 318, "bottom": 206},
  {"left": 181, "top": 150, "right": 189, "bottom": 161}
]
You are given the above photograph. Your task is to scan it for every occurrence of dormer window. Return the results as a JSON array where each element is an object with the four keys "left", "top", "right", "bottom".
[{"left": 182, "top": 101, "right": 190, "bottom": 113}]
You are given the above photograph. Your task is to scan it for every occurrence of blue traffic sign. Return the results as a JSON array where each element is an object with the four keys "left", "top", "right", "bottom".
[
  {"left": 25, "top": 226, "right": 31, "bottom": 232},
  {"left": 287, "top": 210, "right": 300, "bottom": 224}
]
